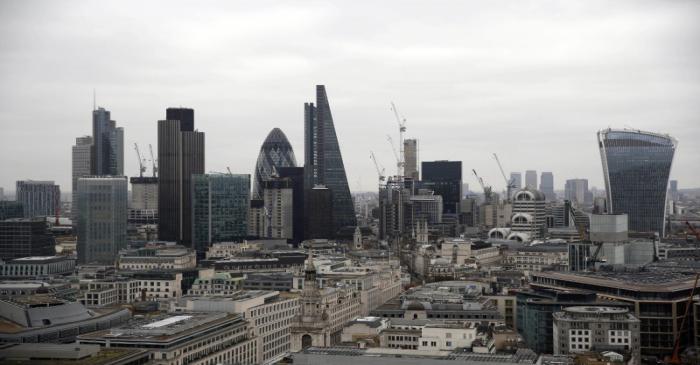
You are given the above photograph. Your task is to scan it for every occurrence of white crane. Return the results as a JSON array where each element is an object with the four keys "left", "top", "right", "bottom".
[
  {"left": 493, "top": 153, "right": 516, "bottom": 201},
  {"left": 134, "top": 143, "right": 146, "bottom": 178},
  {"left": 148, "top": 144, "right": 158, "bottom": 178},
  {"left": 386, "top": 135, "right": 401, "bottom": 175},
  {"left": 370, "top": 151, "right": 386, "bottom": 182},
  {"left": 390, "top": 102, "right": 406, "bottom": 177}
]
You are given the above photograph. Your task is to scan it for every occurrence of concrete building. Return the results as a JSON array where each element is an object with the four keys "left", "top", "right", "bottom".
[
  {"left": 248, "top": 199, "right": 265, "bottom": 238},
  {"left": 525, "top": 170, "right": 537, "bottom": 189},
  {"left": 192, "top": 173, "right": 250, "bottom": 255},
  {"left": 130, "top": 176, "right": 158, "bottom": 210},
  {"left": 0, "top": 294, "right": 131, "bottom": 343},
  {"left": 172, "top": 290, "right": 299, "bottom": 364},
  {"left": 262, "top": 177, "right": 294, "bottom": 239},
  {"left": 553, "top": 306, "right": 640, "bottom": 362},
  {"left": 243, "top": 272, "right": 294, "bottom": 291},
  {"left": 589, "top": 214, "right": 628, "bottom": 242},
  {"left": 78, "top": 312, "right": 258, "bottom": 365},
  {"left": 117, "top": 244, "right": 196, "bottom": 271},
  {"left": 0, "top": 256, "right": 75, "bottom": 278},
  {"left": 504, "top": 242, "right": 568, "bottom": 272},
  {"left": 510, "top": 188, "right": 547, "bottom": 240},
  {"left": 531, "top": 268, "right": 698, "bottom": 356},
  {"left": 0, "top": 219, "right": 55, "bottom": 261},
  {"left": 291, "top": 254, "right": 362, "bottom": 351},
  {"left": 76, "top": 176, "right": 128, "bottom": 264},
  {"left": 158, "top": 107, "right": 205, "bottom": 247},
  {"left": 404, "top": 139, "right": 419, "bottom": 181},
  {"left": 129, "top": 271, "right": 183, "bottom": 301},
  {"left": 0, "top": 343, "right": 149, "bottom": 365},
  {"left": 188, "top": 272, "right": 243, "bottom": 295},
  {"left": 72, "top": 135, "right": 93, "bottom": 226},
  {"left": 564, "top": 179, "right": 591, "bottom": 207},
  {"left": 15, "top": 180, "right": 60, "bottom": 218}
]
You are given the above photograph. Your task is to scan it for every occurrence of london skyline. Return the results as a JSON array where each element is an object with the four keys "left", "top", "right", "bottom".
[{"left": 1, "top": 0, "right": 698, "bottom": 193}]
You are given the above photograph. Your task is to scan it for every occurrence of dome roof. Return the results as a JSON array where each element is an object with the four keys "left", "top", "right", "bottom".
[
  {"left": 253, "top": 128, "right": 297, "bottom": 199},
  {"left": 513, "top": 187, "right": 546, "bottom": 201}
]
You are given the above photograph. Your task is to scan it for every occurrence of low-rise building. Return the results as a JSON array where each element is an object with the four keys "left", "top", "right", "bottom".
[
  {"left": 0, "top": 343, "right": 150, "bottom": 365},
  {"left": 504, "top": 243, "right": 568, "bottom": 272},
  {"left": 117, "top": 244, "right": 196, "bottom": 271},
  {"left": 188, "top": 272, "right": 243, "bottom": 295},
  {"left": 78, "top": 312, "right": 258, "bottom": 365},
  {"left": 0, "top": 256, "right": 75, "bottom": 278},
  {"left": 553, "top": 306, "right": 641, "bottom": 362}
]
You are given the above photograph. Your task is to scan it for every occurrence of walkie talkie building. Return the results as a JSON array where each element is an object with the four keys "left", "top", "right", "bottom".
[{"left": 597, "top": 129, "right": 677, "bottom": 236}]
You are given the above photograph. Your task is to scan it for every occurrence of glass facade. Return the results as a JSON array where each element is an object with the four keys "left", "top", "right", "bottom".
[
  {"left": 598, "top": 129, "right": 676, "bottom": 235},
  {"left": 253, "top": 128, "right": 297, "bottom": 199},
  {"left": 421, "top": 161, "right": 462, "bottom": 215},
  {"left": 192, "top": 174, "right": 250, "bottom": 255},
  {"left": 304, "top": 85, "right": 357, "bottom": 234},
  {"left": 91, "top": 107, "right": 123, "bottom": 176}
]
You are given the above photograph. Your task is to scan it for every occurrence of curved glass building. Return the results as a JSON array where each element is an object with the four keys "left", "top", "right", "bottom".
[
  {"left": 253, "top": 128, "right": 297, "bottom": 199},
  {"left": 597, "top": 129, "right": 677, "bottom": 235}
]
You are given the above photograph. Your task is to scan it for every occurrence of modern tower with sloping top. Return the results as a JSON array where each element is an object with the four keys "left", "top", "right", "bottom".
[
  {"left": 304, "top": 85, "right": 356, "bottom": 235},
  {"left": 598, "top": 128, "right": 677, "bottom": 236}
]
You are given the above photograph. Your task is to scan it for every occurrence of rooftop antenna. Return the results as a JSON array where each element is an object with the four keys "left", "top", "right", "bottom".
[{"left": 93, "top": 89, "right": 96, "bottom": 110}]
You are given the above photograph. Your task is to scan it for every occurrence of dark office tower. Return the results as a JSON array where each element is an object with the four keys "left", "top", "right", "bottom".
[
  {"left": 278, "top": 167, "right": 304, "bottom": 245},
  {"left": 598, "top": 129, "right": 677, "bottom": 236},
  {"left": 0, "top": 219, "right": 55, "bottom": 261},
  {"left": 421, "top": 161, "right": 462, "bottom": 215},
  {"left": 16, "top": 180, "right": 60, "bottom": 218},
  {"left": 158, "top": 108, "right": 205, "bottom": 246},
  {"left": 303, "top": 85, "right": 356, "bottom": 234},
  {"left": 91, "top": 107, "right": 124, "bottom": 176},
  {"left": 253, "top": 128, "right": 297, "bottom": 199},
  {"left": 305, "top": 185, "right": 333, "bottom": 239},
  {"left": 539, "top": 172, "right": 555, "bottom": 201}
]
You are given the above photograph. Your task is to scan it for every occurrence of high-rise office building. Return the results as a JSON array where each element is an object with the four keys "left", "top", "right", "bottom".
[
  {"left": 305, "top": 185, "right": 333, "bottom": 239},
  {"left": 130, "top": 177, "right": 158, "bottom": 210},
  {"left": 669, "top": 180, "right": 679, "bottom": 201},
  {"left": 253, "top": 128, "right": 297, "bottom": 199},
  {"left": 404, "top": 139, "right": 419, "bottom": 180},
  {"left": 278, "top": 166, "right": 305, "bottom": 245},
  {"left": 192, "top": 173, "right": 250, "bottom": 255},
  {"left": 421, "top": 161, "right": 462, "bottom": 215},
  {"left": 158, "top": 108, "right": 205, "bottom": 246},
  {"left": 0, "top": 201, "right": 23, "bottom": 220},
  {"left": 76, "top": 176, "right": 128, "bottom": 264},
  {"left": 72, "top": 135, "right": 93, "bottom": 226},
  {"left": 525, "top": 170, "right": 537, "bottom": 189},
  {"left": 262, "top": 178, "right": 294, "bottom": 240},
  {"left": 303, "top": 85, "right": 356, "bottom": 234},
  {"left": 598, "top": 129, "right": 677, "bottom": 235},
  {"left": 564, "top": 179, "right": 591, "bottom": 206},
  {"left": 539, "top": 172, "right": 555, "bottom": 201},
  {"left": 91, "top": 107, "right": 124, "bottom": 176},
  {"left": 510, "top": 172, "right": 522, "bottom": 190},
  {"left": 15, "top": 180, "right": 60, "bottom": 218},
  {"left": 0, "top": 219, "right": 55, "bottom": 261}
]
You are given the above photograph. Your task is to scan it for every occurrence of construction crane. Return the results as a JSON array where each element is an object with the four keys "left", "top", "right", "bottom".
[
  {"left": 493, "top": 153, "right": 516, "bottom": 201},
  {"left": 370, "top": 151, "right": 386, "bottom": 182},
  {"left": 390, "top": 102, "right": 406, "bottom": 177},
  {"left": 472, "top": 169, "right": 492, "bottom": 203},
  {"left": 386, "top": 135, "right": 401, "bottom": 176},
  {"left": 148, "top": 144, "right": 158, "bottom": 178},
  {"left": 226, "top": 167, "right": 233, "bottom": 175},
  {"left": 134, "top": 143, "right": 146, "bottom": 178},
  {"left": 667, "top": 273, "right": 700, "bottom": 364}
]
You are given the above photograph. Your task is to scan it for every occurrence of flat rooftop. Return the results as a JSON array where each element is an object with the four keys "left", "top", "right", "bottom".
[{"left": 533, "top": 269, "right": 697, "bottom": 292}]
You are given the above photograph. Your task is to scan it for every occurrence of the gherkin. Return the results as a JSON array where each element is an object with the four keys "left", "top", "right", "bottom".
[{"left": 253, "top": 128, "right": 297, "bottom": 199}]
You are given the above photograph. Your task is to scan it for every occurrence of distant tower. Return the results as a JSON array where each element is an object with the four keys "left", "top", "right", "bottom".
[
  {"left": 404, "top": 139, "right": 419, "bottom": 180},
  {"left": 158, "top": 108, "right": 205, "bottom": 246},
  {"left": 72, "top": 136, "right": 93, "bottom": 227},
  {"left": 303, "top": 85, "right": 357, "bottom": 234},
  {"left": 16, "top": 180, "right": 60, "bottom": 218},
  {"left": 525, "top": 170, "right": 537, "bottom": 189},
  {"left": 353, "top": 226, "right": 362, "bottom": 250},
  {"left": 539, "top": 172, "right": 555, "bottom": 201},
  {"left": 510, "top": 172, "right": 522, "bottom": 190},
  {"left": 91, "top": 107, "right": 124, "bottom": 176},
  {"left": 598, "top": 129, "right": 676, "bottom": 235},
  {"left": 253, "top": 128, "right": 297, "bottom": 199},
  {"left": 416, "top": 220, "right": 429, "bottom": 245}
]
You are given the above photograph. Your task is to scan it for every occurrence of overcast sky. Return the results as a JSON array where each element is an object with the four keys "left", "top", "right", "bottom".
[{"left": 1, "top": 0, "right": 698, "bottom": 196}]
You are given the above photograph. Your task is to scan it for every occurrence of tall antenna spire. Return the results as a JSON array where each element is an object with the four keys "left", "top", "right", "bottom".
[{"left": 93, "top": 88, "right": 96, "bottom": 111}]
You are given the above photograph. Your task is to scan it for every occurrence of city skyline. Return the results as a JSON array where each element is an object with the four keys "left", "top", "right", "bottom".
[{"left": 1, "top": 0, "right": 699, "bottom": 193}]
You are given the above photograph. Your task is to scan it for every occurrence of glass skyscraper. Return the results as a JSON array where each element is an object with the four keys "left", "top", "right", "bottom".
[
  {"left": 598, "top": 129, "right": 677, "bottom": 235},
  {"left": 421, "top": 160, "right": 462, "bottom": 215},
  {"left": 253, "top": 128, "right": 297, "bottom": 199},
  {"left": 304, "top": 85, "right": 356, "bottom": 234},
  {"left": 91, "top": 107, "right": 123, "bottom": 176},
  {"left": 192, "top": 173, "right": 250, "bottom": 255}
]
